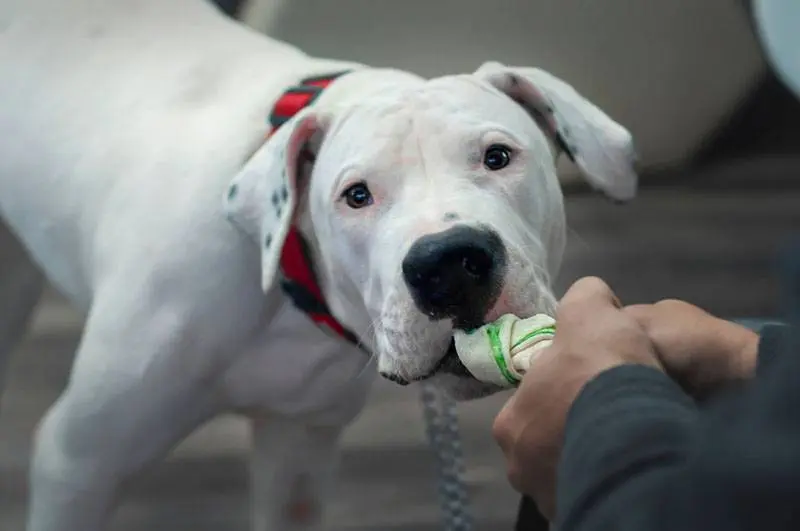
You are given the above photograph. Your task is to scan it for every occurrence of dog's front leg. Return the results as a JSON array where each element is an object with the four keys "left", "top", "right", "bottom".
[
  {"left": 249, "top": 415, "right": 343, "bottom": 531},
  {"left": 26, "top": 292, "right": 223, "bottom": 531}
]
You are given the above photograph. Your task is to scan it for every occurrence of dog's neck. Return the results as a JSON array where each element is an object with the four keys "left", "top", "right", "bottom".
[
  {"left": 291, "top": 209, "right": 369, "bottom": 346},
  {"left": 290, "top": 69, "right": 425, "bottom": 351}
]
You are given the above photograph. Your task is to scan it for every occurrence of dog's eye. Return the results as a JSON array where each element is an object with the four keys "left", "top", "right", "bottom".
[
  {"left": 342, "top": 182, "right": 374, "bottom": 209},
  {"left": 483, "top": 144, "right": 513, "bottom": 171}
]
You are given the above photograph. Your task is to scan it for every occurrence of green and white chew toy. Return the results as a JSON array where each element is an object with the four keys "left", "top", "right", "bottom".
[{"left": 453, "top": 314, "right": 556, "bottom": 388}]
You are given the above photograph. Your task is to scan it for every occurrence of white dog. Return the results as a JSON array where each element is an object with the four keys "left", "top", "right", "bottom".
[{"left": 0, "top": 1, "right": 637, "bottom": 529}]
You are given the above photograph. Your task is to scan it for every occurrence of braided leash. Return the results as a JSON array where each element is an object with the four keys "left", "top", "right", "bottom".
[{"left": 420, "top": 381, "right": 473, "bottom": 531}]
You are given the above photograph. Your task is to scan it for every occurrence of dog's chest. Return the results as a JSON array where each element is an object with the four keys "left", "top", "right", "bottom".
[{"left": 221, "top": 300, "right": 374, "bottom": 424}]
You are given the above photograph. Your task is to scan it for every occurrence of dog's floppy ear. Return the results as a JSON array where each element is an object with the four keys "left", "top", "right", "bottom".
[
  {"left": 224, "top": 108, "right": 327, "bottom": 292},
  {"left": 475, "top": 61, "right": 638, "bottom": 202}
]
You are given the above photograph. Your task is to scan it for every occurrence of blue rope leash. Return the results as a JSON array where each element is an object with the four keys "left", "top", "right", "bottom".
[{"left": 420, "top": 382, "right": 473, "bottom": 531}]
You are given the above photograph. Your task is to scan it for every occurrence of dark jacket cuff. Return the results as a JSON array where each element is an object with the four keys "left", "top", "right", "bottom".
[{"left": 557, "top": 364, "right": 696, "bottom": 527}]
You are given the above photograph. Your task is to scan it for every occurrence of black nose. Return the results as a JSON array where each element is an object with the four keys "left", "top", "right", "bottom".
[{"left": 401, "top": 225, "right": 507, "bottom": 329}]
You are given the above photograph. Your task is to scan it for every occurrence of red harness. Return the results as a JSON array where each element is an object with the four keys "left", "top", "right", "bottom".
[{"left": 267, "top": 71, "right": 362, "bottom": 348}]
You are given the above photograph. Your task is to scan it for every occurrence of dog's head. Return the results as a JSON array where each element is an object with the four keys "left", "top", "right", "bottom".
[{"left": 225, "top": 62, "right": 637, "bottom": 400}]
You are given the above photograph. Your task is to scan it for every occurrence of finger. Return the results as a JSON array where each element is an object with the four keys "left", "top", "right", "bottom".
[
  {"left": 505, "top": 459, "right": 525, "bottom": 493},
  {"left": 623, "top": 304, "right": 654, "bottom": 326},
  {"left": 492, "top": 397, "right": 517, "bottom": 451},
  {"left": 559, "top": 276, "right": 620, "bottom": 315}
]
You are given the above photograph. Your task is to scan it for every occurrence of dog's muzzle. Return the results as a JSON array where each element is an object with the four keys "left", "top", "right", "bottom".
[{"left": 401, "top": 225, "right": 507, "bottom": 330}]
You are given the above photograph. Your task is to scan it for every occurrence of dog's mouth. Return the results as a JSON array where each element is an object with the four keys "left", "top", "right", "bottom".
[
  {"left": 412, "top": 336, "right": 474, "bottom": 383},
  {"left": 409, "top": 308, "right": 507, "bottom": 383},
  {"left": 432, "top": 339, "right": 472, "bottom": 377}
]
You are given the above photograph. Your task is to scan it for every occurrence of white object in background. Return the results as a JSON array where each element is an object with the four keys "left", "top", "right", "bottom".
[{"left": 753, "top": 0, "right": 800, "bottom": 98}]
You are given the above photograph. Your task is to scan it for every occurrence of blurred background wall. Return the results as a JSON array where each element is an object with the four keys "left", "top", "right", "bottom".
[
  {"left": 3, "top": 2, "right": 800, "bottom": 530},
  {"left": 228, "top": 0, "right": 781, "bottom": 184}
]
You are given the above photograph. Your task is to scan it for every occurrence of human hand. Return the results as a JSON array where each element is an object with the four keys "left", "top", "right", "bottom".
[
  {"left": 624, "top": 299, "right": 759, "bottom": 398},
  {"left": 492, "top": 277, "right": 661, "bottom": 519}
]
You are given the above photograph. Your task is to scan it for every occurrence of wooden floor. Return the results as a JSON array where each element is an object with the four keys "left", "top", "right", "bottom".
[{"left": 1, "top": 158, "right": 799, "bottom": 530}]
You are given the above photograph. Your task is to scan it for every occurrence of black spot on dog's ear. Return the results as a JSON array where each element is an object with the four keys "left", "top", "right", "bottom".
[
  {"left": 379, "top": 371, "right": 410, "bottom": 386},
  {"left": 227, "top": 184, "right": 238, "bottom": 201},
  {"left": 556, "top": 134, "right": 577, "bottom": 163}
]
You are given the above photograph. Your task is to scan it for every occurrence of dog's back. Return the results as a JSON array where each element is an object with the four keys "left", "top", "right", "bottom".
[{"left": 0, "top": 0, "right": 310, "bottom": 304}]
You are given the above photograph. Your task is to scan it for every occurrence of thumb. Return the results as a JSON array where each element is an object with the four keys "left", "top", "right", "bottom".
[
  {"left": 559, "top": 276, "right": 621, "bottom": 316},
  {"left": 492, "top": 391, "right": 519, "bottom": 450}
]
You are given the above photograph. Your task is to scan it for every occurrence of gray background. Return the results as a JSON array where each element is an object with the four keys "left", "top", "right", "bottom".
[{"left": 2, "top": 1, "right": 800, "bottom": 529}]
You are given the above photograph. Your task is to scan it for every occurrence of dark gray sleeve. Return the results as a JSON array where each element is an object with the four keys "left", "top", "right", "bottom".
[{"left": 553, "top": 324, "right": 800, "bottom": 531}]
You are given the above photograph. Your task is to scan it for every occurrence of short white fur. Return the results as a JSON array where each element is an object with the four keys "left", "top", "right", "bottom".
[{"left": 0, "top": 1, "right": 638, "bottom": 530}]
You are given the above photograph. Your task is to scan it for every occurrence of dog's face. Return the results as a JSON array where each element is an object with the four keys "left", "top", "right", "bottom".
[
  {"left": 225, "top": 63, "right": 638, "bottom": 400},
  {"left": 307, "top": 76, "right": 566, "bottom": 398}
]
